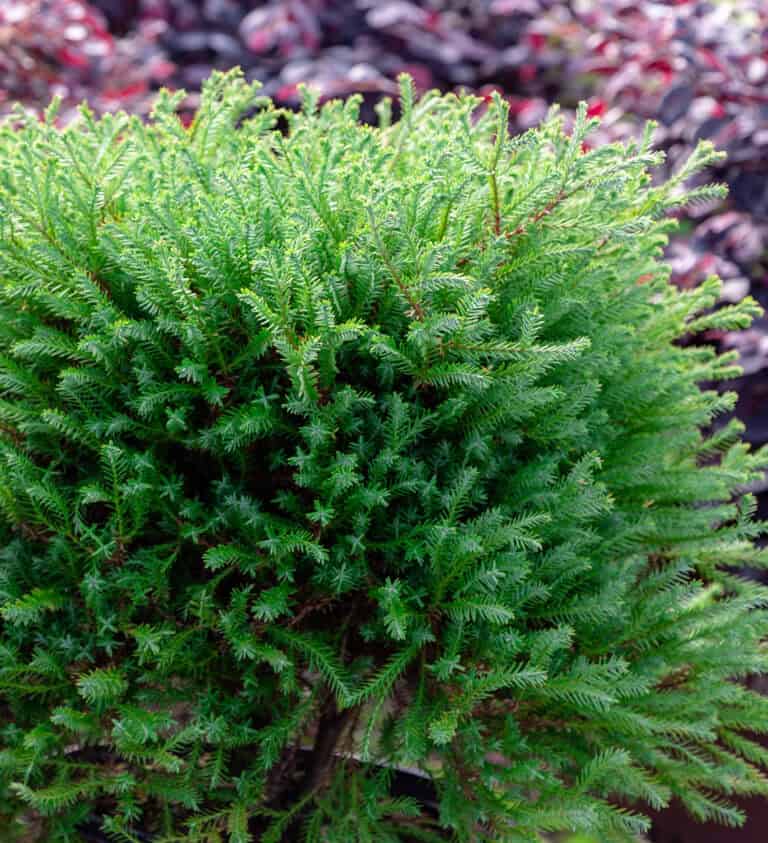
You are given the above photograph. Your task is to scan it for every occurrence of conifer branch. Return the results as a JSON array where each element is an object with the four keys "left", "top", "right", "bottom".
[
  {"left": 366, "top": 206, "right": 425, "bottom": 320},
  {"left": 506, "top": 188, "right": 567, "bottom": 238}
]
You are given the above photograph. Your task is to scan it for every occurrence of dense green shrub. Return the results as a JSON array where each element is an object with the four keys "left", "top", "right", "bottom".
[{"left": 1, "top": 69, "right": 768, "bottom": 842}]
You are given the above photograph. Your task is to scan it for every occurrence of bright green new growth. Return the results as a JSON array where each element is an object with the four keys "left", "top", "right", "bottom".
[{"left": 0, "top": 69, "right": 767, "bottom": 842}]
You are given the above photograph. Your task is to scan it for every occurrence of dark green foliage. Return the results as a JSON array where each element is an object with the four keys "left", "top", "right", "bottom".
[{"left": 0, "top": 70, "right": 767, "bottom": 842}]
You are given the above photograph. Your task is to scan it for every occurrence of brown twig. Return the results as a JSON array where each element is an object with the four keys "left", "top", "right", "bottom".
[
  {"left": 489, "top": 170, "right": 502, "bottom": 236},
  {"left": 506, "top": 188, "right": 567, "bottom": 239},
  {"left": 288, "top": 596, "right": 336, "bottom": 628},
  {"left": 302, "top": 703, "right": 358, "bottom": 795},
  {"left": 367, "top": 206, "right": 425, "bottom": 321}
]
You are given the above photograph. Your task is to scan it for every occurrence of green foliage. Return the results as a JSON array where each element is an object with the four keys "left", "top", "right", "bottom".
[{"left": 0, "top": 68, "right": 766, "bottom": 841}]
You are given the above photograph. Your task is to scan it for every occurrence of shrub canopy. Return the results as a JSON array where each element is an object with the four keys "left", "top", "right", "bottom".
[{"left": 0, "top": 70, "right": 767, "bottom": 842}]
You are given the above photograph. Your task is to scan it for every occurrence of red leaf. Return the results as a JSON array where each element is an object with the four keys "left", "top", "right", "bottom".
[
  {"left": 103, "top": 82, "right": 147, "bottom": 101},
  {"left": 245, "top": 29, "right": 275, "bottom": 54},
  {"left": 56, "top": 46, "right": 89, "bottom": 69},
  {"left": 699, "top": 48, "right": 726, "bottom": 73},
  {"left": 586, "top": 99, "right": 605, "bottom": 118},
  {"left": 275, "top": 83, "right": 299, "bottom": 102}
]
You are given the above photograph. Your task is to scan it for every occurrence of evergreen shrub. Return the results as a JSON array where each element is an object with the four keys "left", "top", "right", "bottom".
[{"left": 1, "top": 69, "right": 768, "bottom": 842}]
